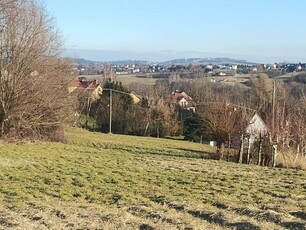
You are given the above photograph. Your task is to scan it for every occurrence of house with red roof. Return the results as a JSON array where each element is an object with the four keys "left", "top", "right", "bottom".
[
  {"left": 171, "top": 91, "right": 196, "bottom": 112},
  {"left": 69, "top": 78, "right": 103, "bottom": 101}
]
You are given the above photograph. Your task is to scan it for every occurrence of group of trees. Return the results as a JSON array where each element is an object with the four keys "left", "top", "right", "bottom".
[
  {"left": 181, "top": 74, "right": 306, "bottom": 167},
  {"left": 0, "top": 0, "right": 74, "bottom": 141},
  {"left": 74, "top": 79, "right": 181, "bottom": 138}
]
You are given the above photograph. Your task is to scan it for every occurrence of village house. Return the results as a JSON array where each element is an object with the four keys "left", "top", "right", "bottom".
[
  {"left": 84, "top": 80, "right": 103, "bottom": 101},
  {"left": 171, "top": 91, "right": 196, "bottom": 112},
  {"left": 231, "top": 64, "right": 238, "bottom": 70},
  {"left": 68, "top": 78, "right": 103, "bottom": 101},
  {"left": 129, "top": 91, "right": 141, "bottom": 104},
  {"left": 68, "top": 79, "right": 82, "bottom": 94}
]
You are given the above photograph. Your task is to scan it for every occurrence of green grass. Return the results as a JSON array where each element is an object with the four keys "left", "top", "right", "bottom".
[{"left": 0, "top": 128, "right": 305, "bottom": 229}]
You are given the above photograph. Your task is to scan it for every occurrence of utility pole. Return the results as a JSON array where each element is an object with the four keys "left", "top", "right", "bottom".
[
  {"left": 104, "top": 88, "right": 131, "bottom": 134},
  {"left": 109, "top": 89, "right": 112, "bottom": 134},
  {"left": 271, "top": 80, "right": 278, "bottom": 167},
  {"left": 272, "top": 80, "right": 276, "bottom": 135},
  {"left": 85, "top": 94, "right": 91, "bottom": 129}
]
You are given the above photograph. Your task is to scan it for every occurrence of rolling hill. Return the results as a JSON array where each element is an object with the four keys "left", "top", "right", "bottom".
[{"left": 0, "top": 128, "right": 305, "bottom": 229}]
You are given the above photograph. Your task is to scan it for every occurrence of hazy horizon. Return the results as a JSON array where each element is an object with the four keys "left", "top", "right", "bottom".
[{"left": 62, "top": 48, "right": 305, "bottom": 64}]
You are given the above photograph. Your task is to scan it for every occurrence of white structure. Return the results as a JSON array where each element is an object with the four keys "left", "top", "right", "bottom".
[
  {"left": 231, "top": 65, "right": 238, "bottom": 70},
  {"left": 206, "top": 64, "right": 213, "bottom": 70},
  {"left": 246, "top": 114, "right": 268, "bottom": 145}
]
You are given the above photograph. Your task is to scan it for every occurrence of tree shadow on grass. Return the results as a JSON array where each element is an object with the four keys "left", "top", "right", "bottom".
[
  {"left": 281, "top": 221, "right": 305, "bottom": 229},
  {"left": 187, "top": 210, "right": 260, "bottom": 229},
  {"left": 290, "top": 211, "right": 306, "bottom": 221},
  {"left": 227, "top": 222, "right": 261, "bottom": 230},
  {"left": 174, "top": 148, "right": 217, "bottom": 159},
  {"left": 139, "top": 223, "right": 154, "bottom": 230},
  {"left": 102, "top": 144, "right": 217, "bottom": 160}
]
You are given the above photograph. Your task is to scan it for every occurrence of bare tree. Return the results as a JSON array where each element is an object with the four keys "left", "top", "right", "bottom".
[
  {"left": 149, "top": 99, "right": 179, "bottom": 138},
  {"left": 0, "top": 0, "right": 74, "bottom": 140}
]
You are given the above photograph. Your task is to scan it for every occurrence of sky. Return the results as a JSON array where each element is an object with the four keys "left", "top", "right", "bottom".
[{"left": 44, "top": 0, "right": 306, "bottom": 63}]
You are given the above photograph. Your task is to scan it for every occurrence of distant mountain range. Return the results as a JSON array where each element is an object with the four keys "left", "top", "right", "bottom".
[
  {"left": 74, "top": 58, "right": 98, "bottom": 65},
  {"left": 74, "top": 58, "right": 150, "bottom": 65},
  {"left": 74, "top": 57, "right": 256, "bottom": 66},
  {"left": 63, "top": 48, "right": 306, "bottom": 64},
  {"left": 159, "top": 57, "right": 256, "bottom": 65}
]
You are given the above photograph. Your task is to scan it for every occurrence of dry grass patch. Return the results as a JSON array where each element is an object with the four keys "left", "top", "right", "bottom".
[{"left": 0, "top": 128, "right": 305, "bottom": 229}]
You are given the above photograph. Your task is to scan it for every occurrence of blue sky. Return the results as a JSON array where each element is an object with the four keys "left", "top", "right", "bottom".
[{"left": 45, "top": 0, "right": 306, "bottom": 62}]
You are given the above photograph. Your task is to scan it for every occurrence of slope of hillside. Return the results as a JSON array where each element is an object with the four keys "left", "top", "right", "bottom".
[{"left": 0, "top": 128, "right": 305, "bottom": 229}]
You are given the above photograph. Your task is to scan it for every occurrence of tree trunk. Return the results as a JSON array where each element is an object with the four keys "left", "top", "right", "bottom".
[
  {"left": 0, "top": 120, "right": 4, "bottom": 136},
  {"left": 144, "top": 122, "right": 149, "bottom": 136},
  {"left": 238, "top": 133, "right": 244, "bottom": 163},
  {"left": 227, "top": 133, "right": 231, "bottom": 161},
  {"left": 296, "top": 144, "right": 300, "bottom": 162},
  {"left": 272, "top": 144, "right": 278, "bottom": 167},
  {"left": 257, "top": 134, "right": 263, "bottom": 166},
  {"left": 228, "top": 133, "right": 231, "bottom": 149},
  {"left": 246, "top": 137, "right": 251, "bottom": 164},
  {"left": 0, "top": 104, "right": 7, "bottom": 136},
  {"left": 219, "top": 143, "right": 225, "bottom": 160},
  {"left": 302, "top": 139, "right": 305, "bottom": 158}
]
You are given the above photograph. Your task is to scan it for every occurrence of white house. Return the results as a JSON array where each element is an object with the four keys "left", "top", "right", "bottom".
[
  {"left": 206, "top": 64, "right": 213, "bottom": 70},
  {"left": 231, "top": 65, "right": 238, "bottom": 70}
]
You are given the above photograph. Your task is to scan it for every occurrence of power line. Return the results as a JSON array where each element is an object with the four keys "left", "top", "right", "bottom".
[
  {"left": 196, "top": 101, "right": 255, "bottom": 112},
  {"left": 102, "top": 88, "right": 132, "bottom": 134}
]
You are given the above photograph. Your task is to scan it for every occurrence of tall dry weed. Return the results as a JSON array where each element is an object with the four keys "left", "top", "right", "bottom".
[{"left": 277, "top": 149, "right": 306, "bottom": 170}]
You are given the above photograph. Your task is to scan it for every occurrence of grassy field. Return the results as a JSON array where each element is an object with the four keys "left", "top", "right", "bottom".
[
  {"left": 80, "top": 74, "right": 159, "bottom": 86},
  {"left": 116, "top": 74, "right": 158, "bottom": 86},
  {"left": 0, "top": 128, "right": 305, "bottom": 229},
  {"left": 273, "top": 72, "right": 303, "bottom": 81}
]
